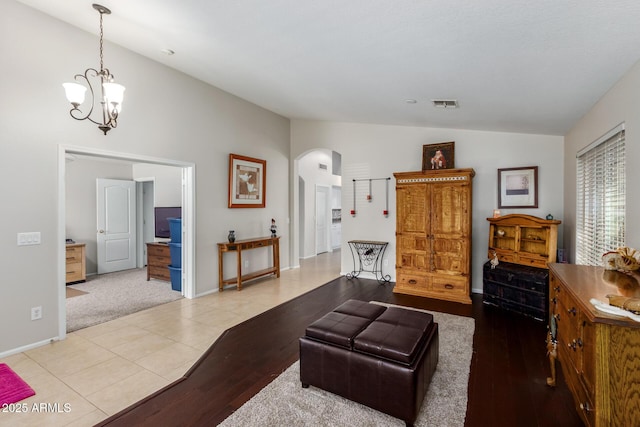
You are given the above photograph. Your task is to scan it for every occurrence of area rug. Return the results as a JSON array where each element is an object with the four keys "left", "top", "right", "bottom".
[
  {"left": 0, "top": 363, "right": 35, "bottom": 405},
  {"left": 66, "top": 268, "right": 183, "bottom": 332},
  {"left": 219, "top": 304, "right": 475, "bottom": 427}
]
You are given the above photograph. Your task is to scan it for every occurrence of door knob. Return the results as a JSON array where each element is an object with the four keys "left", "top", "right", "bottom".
[{"left": 98, "top": 230, "right": 105, "bottom": 234}]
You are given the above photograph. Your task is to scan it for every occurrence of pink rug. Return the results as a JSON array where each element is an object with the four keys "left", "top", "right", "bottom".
[{"left": 0, "top": 363, "right": 35, "bottom": 405}]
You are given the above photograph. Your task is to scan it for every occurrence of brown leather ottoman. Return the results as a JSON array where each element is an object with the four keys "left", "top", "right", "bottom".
[{"left": 299, "top": 300, "right": 439, "bottom": 427}]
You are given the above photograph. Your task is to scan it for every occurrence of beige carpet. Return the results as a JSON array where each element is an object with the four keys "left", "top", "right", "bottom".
[
  {"left": 220, "top": 303, "right": 475, "bottom": 427},
  {"left": 66, "top": 268, "right": 183, "bottom": 332}
]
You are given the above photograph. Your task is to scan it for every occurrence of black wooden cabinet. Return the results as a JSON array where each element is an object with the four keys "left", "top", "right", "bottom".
[{"left": 482, "top": 260, "right": 549, "bottom": 321}]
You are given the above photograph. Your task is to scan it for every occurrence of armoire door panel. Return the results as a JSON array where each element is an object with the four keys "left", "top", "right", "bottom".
[
  {"left": 396, "top": 185, "right": 429, "bottom": 234},
  {"left": 431, "top": 184, "right": 469, "bottom": 235},
  {"left": 432, "top": 238, "right": 467, "bottom": 274}
]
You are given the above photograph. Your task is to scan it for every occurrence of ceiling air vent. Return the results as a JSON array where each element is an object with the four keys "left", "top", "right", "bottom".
[
  {"left": 319, "top": 163, "right": 328, "bottom": 170},
  {"left": 431, "top": 99, "right": 458, "bottom": 109}
]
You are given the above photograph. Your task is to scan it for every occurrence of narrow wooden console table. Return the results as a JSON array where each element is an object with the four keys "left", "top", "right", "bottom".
[{"left": 217, "top": 236, "right": 280, "bottom": 291}]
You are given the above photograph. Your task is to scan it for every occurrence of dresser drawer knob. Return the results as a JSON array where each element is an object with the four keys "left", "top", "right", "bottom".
[
  {"left": 567, "top": 307, "right": 577, "bottom": 316},
  {"left": 408, "top": 279, "right": 417, "bottom": 284},
  {"left": 567, "top": 338, "right": 583, "bottom": 350},
  {"left": 579, "top": 402, "right": 593, "bottom": 412},
  {"left": 444, "top": 284, "right": 454, "bottom": 289}
]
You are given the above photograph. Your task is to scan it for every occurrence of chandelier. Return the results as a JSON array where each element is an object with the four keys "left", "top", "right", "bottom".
[{"left": 63, "top": 4, "right": 125, "bottom": 135}]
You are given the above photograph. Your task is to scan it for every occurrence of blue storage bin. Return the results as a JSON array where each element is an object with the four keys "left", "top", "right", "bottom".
[
  {"left": 168, "top": 242, "right": 182, "bottom": 268},
  {"left": 168, "top": 217, "right": 182, "bottom": 243},
  {"left": 168, "top": 265, "right": 182, "bottom": 292}
]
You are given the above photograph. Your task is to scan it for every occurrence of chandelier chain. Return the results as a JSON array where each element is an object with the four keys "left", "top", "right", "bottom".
[{"left": 99, "top": 11, "right": 104, "bottom": 72}]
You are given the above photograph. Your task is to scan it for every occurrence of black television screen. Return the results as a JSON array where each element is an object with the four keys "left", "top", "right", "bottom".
[{"left": 154, "top": 207, "right": 181, "bottom": 238}]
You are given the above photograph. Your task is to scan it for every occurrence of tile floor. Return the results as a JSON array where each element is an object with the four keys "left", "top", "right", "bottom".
[{"left": 0, "top": 251, "right": 341, "bottom": 427}]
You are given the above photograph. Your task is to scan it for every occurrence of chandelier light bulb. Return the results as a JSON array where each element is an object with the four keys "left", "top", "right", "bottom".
[
  {"left": 62, "top": 83, "right": 87, "bottom": 108},
  {"left": 103, "top": 82, "right": 125, "bottom": 113}
]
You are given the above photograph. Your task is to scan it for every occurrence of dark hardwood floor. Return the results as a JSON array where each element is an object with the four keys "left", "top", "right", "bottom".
[{"left": 98, "top": 277, "right": 583, "bottom": 427}]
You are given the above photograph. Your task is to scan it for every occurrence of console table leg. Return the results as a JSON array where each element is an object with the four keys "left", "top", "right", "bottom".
[
  {"left": 237, "top": 249, "right": 243, "bottom": 291},
  {"left": 218, "top": 248, "right": 224, "bottom": 292}
]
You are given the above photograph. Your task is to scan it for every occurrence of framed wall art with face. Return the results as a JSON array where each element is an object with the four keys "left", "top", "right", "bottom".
[{"left": 422, "top": 141, "right": 455, "bottom": 171}]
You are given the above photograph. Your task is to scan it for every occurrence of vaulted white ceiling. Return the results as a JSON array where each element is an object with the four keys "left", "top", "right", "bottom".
[{"left": 17, "top": 0, "right": 640, "bottom": 135}]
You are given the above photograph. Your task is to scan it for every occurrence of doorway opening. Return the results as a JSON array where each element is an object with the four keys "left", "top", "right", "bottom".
[
  {"left": 57, "top": 145, "right": 195, "bottom": 340},
  {"left": 293, "top": 149, "right": 342, "bottom": 266}
]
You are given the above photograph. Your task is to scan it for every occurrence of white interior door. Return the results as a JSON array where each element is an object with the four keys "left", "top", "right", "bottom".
[
  {"left": 316, "top": 185, "right": 330, "bottom": 254},
  {"left": 97, "top": 178, "right": 137, "bottom": 274}
]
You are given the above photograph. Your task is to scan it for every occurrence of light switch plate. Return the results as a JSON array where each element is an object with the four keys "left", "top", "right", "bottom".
[{"left": 18, "top": 232, "right": 41, "bottom": 246}]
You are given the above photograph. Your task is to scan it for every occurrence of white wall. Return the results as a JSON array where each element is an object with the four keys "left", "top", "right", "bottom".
[
  {"left": 298, "top": 149, "right": 341, "bottom": 258},
  {"left": 291, "top": 120, "right": 565, "bottom": 293},
  {"left": 133, "top": 163, "right": 182, "bottom": 207},
  {"left": 564, "top": 60, "right": 640, "bottom": 262},
  {"left": 0, "top": 1, "right": 290, "bottom": 355}
]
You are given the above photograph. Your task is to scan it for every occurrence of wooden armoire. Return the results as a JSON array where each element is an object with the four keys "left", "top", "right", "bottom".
[{"left": 394, "top": 168, "right": 475, "bottom": 304}]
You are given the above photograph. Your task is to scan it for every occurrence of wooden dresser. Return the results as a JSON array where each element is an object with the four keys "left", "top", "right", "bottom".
[
  {"left": 394, "top": 168, "right": 474, "bottom": 304},
  {"left": 147, "top": 242, "right": 171, "bottom": 281},
  {"left": 65, "top": 243, "right": 86, "bottom": 284},
  {"left": 548, "top": 263, "right": 640, "bottom": 426}
]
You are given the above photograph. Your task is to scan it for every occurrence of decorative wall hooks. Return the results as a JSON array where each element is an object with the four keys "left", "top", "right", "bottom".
[{"left": 351, "top": 177, "right": 390, "bottom": 217}]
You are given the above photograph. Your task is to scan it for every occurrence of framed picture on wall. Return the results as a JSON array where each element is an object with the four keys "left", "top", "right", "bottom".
[
  {"left": 228, "top": 153, "right": 266, "bottom": 208},
  {"left": 422, "top": 141, "right": 455, "bottom": 171},
  {"left": 498, "top": 166, "right": 538, "bottom": 208}
]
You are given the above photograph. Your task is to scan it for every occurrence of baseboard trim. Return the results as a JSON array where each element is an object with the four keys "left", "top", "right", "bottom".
[{"left": 0, "top": 336, "right": 60, "bottom": 359}]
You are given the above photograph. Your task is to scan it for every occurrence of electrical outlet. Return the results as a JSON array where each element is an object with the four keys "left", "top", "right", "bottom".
[
  {"left": 31, "top": 306, "right": 42, "bottom": 320},
  {"left": 244, "top": 260, "right": 249, "bottom": 268}
]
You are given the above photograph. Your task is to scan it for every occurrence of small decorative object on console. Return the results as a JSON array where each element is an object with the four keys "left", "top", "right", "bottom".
[
  {"left": 606, "top": 294, "right": 640, "bottom": 314},
  {"left": 602, "top": 246, "right": 640, "bottom": 272},
  {"left": 228, "top": 230, "right": 236, "bottom": 243},
  {"left": 270, "top": 218, "right": 277, "bottom": 237}
]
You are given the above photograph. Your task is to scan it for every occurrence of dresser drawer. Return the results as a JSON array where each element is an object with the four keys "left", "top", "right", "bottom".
[
  {"left": 66, "top": 262, "right": 84, "bottom": 282},
  {"left": 431, "top": 275, "right": 467, "bottom": 295},
  {"left": 518, "top": 253, "right": 549, "bottom": 269},
  {"left": 148, "top": 265, "right": 170, "bottom": 281},
  {"left": 396, "top": 272, "right": 429, "bottom": 290},
  {"left": 147, "top": 243, "right": 170, "bottom": 257},
  {"left": 66, "top": 246, "right": 84, "bottom": 263},
  {"left": 492, "top": 251, "right": 516, "bottom": 264}
]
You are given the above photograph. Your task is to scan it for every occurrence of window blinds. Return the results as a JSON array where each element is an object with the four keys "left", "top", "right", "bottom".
[{"left": 576, "top": 128, "right": 625, "bottom": 266}]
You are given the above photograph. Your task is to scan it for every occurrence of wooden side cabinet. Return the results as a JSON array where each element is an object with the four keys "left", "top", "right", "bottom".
[
  {"left": 548, "top": 263, "right": 640, "bottom": 427},
  {"left": 66, "top": 243, "right": 86, "bottom": 284},
  {"left": 487, "top": 214, "right": 560, "bottom": 269},
  {"left": 147, "top": 242, "right": 171, "bottom": 281},
  {"left": 394, "top": 168, "right": 474, "bottom": 304}
]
